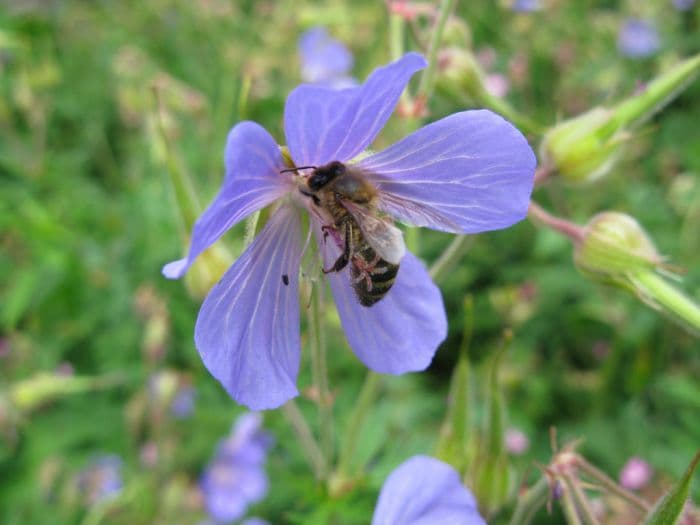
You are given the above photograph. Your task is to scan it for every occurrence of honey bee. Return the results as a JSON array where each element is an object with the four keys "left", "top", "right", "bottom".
[{"left": 291, "top": 161, "right": 406, "bottom": 307}]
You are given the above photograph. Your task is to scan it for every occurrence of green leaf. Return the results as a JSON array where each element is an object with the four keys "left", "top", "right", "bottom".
[{"left": 642, "top": 450, "right": 700, "bottom": 525}]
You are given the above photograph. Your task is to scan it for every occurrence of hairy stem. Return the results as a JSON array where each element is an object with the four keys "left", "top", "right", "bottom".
[
  {"left": 308, "top": 283, "right": 334, "bottom": 470},
  {"left": 282, "top": 400, "right": 327, "bottom": 480},
  {"left": 563, "top": 473, "right": 601, "bottom": 525},
  {"left": 630, "top": 270, "right": 700, "bottom": 332},
  {"left": 416, "top": 0, "right": 456, "bottom": 103},
  {"left": 508, "top": 477, "right": 550, "bottom": 525},
  {"left": 429, "top": 234, "right": 473, "bottom": 282},
  {"left": 335, "top": 371, "right": 382, "bottom": 479},
  {"left": 576, "top": 457, "right": 650, "bottom": 513},
  {"left": 528, "top": 201, "right": 586, "bottom": 245}
]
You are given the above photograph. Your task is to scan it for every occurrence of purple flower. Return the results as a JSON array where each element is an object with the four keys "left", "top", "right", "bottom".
[
  {"left": 672, "top": 0, "right": 695, "bottom": 11},
  {"left": 618, "top": 19, "right": 660, "bottom": 59},
  {"left": 619, "top": 456, "right": 653, "bottom": 490},
  {"left": 200, "top": 413, "right": 272, "bottom": 524},
  {"left": 171, "top": 386, "right": 196, "bottom": 419},
  {"left": 77, "top": 455, "right": 123, "bottom": 505},
  {"left": 163, "top": 53, "right": 536, "bottom": 410},
  {"left": 511, "top": 0, "right": 542, "bottom": 12},
  {"left": 504, "top": 427, "right": 530, "bottom": 455},
  {"left": 372, "top": 455, "right": 486, "bottom": 524},
  {"left": 299, "top": 27, "right": 356, "bottom": 88}
]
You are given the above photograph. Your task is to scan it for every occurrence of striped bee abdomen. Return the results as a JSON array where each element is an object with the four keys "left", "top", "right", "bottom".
[{"left": 350, "top": 243, "right": 399, "bottom": 307}]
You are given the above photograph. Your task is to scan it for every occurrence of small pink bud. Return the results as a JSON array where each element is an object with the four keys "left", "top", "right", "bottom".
[
  {"left": 505, "top": 427, "right": 530, "bottom": 455},
  {"left": 619, "top": 456, "right": 653, "bottom": 490}
]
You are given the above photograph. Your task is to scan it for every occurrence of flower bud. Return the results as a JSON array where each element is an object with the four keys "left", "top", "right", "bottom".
[
  {"left": 184, "top": 243, "right": 233, "bottom": 300},
  {"left": 9, "top": 373, "right": 103, "bottom": 412},
  {"left": 442, "top": 17, "right": 472, "bottom": 48},
  {"left": 541, "top": 54, "right": 700, "bottom": 183},
  {"left": 437, "top": 47, "right": 488, "bottom": 102},
  {"left": 540, "top": 108, "right": 627, "bottom": 183},
  {"left": 574, "top": 212, "right": 661, "bottom": 280},
  {"left": 575, "top": 212, "right": 700, "bottom": 332}
]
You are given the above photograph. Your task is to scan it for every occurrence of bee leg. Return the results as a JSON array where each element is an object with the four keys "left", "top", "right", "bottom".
[
  {"left": 351, "top": 269, "right": 373, "bottom": 292},
  {"left": 323, "top": 222, "right": 352, "bottom": 273}
]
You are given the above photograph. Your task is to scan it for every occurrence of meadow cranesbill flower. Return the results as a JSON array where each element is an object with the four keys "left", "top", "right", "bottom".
[
  {"left": 200, "top": 413, "right": 272, "bottom": 523},
  {"left": 672, "top": 0, "right": 695, "bottom": 11},
  {"left": 77, "top": 455, "right": 123, "bottom": 505},
  {"left": 171, "top": 385, "right": 196, "bottom": 419},
  {"left": 511, "top": 0, "right": 542, "bottom": 12},
  {"left": 372, "top": 455, "right": 486, "bottom": 524},
  {"left": 618, "top": 19, "right": 660, "bottom": 59},
  {"left": 299, "top": 27, "right": 356, "bottom": 88},
  {"left": 163, "top": 52, "right": 535, "bottom": 410}
]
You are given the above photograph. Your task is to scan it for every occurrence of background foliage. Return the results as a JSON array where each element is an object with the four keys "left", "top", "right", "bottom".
[{"left": 1, "top": 1, "right": 698, "bottom": 524}]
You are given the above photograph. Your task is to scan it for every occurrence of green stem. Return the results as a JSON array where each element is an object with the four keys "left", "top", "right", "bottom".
[
  {"left": 429, "top": 235, "right": 473, "bottom": 282},
  {"left": 508, "top": 477, "right": 550, "bottom": 525},
  {"left": 335, "top": 371, "right": 382, "bottom": 478},
  {"left": 308, "top": 282, "right": 334, "bottom": 470},
  {"left": 630, "top": 270, "right": 700, "bottom": 332},
  {"left": 152, "top": 87, "right": 201, "bottom": 232},
  {"left": 561, "top": 483, "right": 583, "bottom": 525},
  {"left": 610, "top": 54, "right": 700, "bottom": 131},
  {"left": 389, "top": 9, "right": 405, "bottom": 62},
  {"left": 576, "top": 457, "right": 650, "bottom": 513},
  {"left": 282, "top": 400, "right": 327, "bottom": 480},
  {"left": 563, "top": 473, "right": 601, "bottom": 525},
  {"left": 480, "top": 90, "right": 545, "bottom": 136},
  {"left": 416, "top": 0, "right": 456, "bottom": 103}
]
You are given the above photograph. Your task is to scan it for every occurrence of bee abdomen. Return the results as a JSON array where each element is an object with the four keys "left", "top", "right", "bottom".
[{"left": 351, "top": 252, "right": 399, "bottom": 307}]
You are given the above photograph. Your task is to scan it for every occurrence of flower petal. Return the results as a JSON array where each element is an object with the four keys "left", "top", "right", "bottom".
[
  {"left": 318, "top": 229, "right": 446, "bottom": 373},
  {"left": 358, "top": 110, "right": 536, "bottom": 234},
  {"left": 163, "top": 121, "right": 288, "bottom": 279},
  {"left": 372, "top": 456, "right": 486, "bottom": 525},
  {"left": 195, "top": 205, "right": 302, "bottom": 410},
  {"left": 284, "top": 52, "right": 427, "bottom": 167}
]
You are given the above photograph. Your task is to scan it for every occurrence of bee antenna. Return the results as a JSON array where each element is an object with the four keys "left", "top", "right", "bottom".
[{"left": 280, "top": 165, "right": 317, "bottom": 174}]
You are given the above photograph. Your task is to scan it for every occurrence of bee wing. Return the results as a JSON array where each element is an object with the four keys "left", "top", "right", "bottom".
[{"left": 341, "top": 200, "right": 406, "bottom": 265}]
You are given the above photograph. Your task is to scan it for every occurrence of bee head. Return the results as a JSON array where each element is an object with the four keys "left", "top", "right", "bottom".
[{"left": 308, "top": 161, "right": 345, "bottom": 191}]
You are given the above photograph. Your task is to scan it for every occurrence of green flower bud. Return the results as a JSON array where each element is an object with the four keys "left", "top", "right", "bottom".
[
  {"left": 437, "top": 47, "right": 489, "bottom": 102},
  {"left": 183, "top": 242, "right": 233, "bottom": 300},
  {"left": 540, "top": 108, "right": 627, "bottom": 183},
  {"left": 442, "top": 17, "right": 472, "bottom": 48},
  {"left": 574, "top": 212, "right": 661, "bottom": 280},
  {"left": 437, "top": 47, "right": 542, "bottom": 136},
  {"left": 575, "top": 212, "right": 700, "bottom": 332},
  {"left": 541, "top": 54, "right": 700, "bottom": 184},
  {"left": 9, "top": 373, "right": 108, "bottom": 413}
]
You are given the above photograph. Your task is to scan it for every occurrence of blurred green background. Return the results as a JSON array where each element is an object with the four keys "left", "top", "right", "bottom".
[{"left": 1, "top": 1, "right": 699, "bottom": 524}]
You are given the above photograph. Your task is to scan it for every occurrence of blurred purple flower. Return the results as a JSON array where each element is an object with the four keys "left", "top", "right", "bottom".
[
  {"left": 619, "top": 456, "right": 653, "bottom": 490},
  {"left": 672, "top": 0, "right": 695, "bottom": 10},
  {"left": 171, "top": 386, "right": 196, "bottom": 419},
  {"left": 618, "top": 19, "right": 660, "bottom": 58},
  {"left": 241, "top": 519, "right": 270, "bottom": 525},
  {"left": 512, "top": 0, "right": 542, "bottom": 12},
  {"left": 504, "top": 427, "right": 530, "bottom": 455},
  {"left": 78, "top": 455, "right": 123, "bottom": 505},
  {"left": 163, "top": 53, "right": 536, "bottom": 410},
  {"left": 200, "top": 413, "right": 272, "bottom": 524},
  {"left": 299, "top": 27, "right": 356, "bottom": 88},
  {"left": 372, "top": 455, "right": 486, "bottom": 524}
]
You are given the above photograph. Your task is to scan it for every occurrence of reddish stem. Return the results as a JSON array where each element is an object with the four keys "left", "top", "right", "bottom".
[{"left": 528, "top": 201, "right": 586, "bottom": 245}]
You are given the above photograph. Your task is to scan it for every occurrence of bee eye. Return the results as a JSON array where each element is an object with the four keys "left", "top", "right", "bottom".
[{"left": 308, "top": 173, "right": 327, "bottom": 191}]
